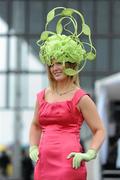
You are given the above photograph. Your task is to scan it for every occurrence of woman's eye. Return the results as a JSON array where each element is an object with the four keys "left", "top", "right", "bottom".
[
  {"left": 48, "top": 62, "right": 62, "bottom": 68},
  {"left": 48, "top": 64, "right": 54, "bottom": 67},
  {"left": 57, "top": 62, "right": 62, "bottom": 65}
]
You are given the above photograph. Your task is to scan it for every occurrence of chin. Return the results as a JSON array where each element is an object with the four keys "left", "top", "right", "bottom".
[{"left": 54, "top": 75, "right": 67, "bottom": 81}]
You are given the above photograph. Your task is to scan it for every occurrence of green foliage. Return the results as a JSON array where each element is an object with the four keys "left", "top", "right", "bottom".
[
  {"left": 40, "top": 31, "right": 49, "bottom": 41},
  {"left": 61, "top": 8, "right": 74, "bottom": 16},
  {"left": 64, "top": 68, "right": 77, "bottom": 76},
  {"left": 47, "top": 9, "right": 55, "bottom": 24},
  {"left": 56, "top": 21, "right": 63, "bottom": 34},
  {"left": 82, "top": 23, "right": 91, "bottom": 36}
]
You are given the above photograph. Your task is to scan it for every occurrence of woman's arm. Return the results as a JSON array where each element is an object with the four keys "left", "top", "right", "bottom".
[
  {"left": 67, "top": 95, "right": 105, "bottom": 169},
  {"left": 29, "top": 100, "right": 42, "bottom": 146},
  {"left": 78, "top": 95, "right": 106, "bottom": 151}
]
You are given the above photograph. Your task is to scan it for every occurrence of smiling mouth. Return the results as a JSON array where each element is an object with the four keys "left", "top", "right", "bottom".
[{"left": 53, "top": 72, "right": 62, "bottom": 76}]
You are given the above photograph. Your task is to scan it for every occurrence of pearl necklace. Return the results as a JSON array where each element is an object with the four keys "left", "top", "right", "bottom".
[{"left": 56, "top": 87, "right": 75, "bottom": 96}]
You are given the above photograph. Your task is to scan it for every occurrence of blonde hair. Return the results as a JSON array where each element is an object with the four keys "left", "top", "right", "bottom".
[{"left": 47, "top": 62, "right": 80, "bottom": 90}]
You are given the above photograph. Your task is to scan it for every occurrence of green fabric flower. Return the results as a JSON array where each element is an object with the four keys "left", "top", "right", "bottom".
[{"left": 37, "top": 7, "right": 96, "bottom": 76}]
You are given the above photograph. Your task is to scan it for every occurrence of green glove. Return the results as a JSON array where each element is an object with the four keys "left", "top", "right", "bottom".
[
  {"left": 67, "top": 149, "right": 97, "bottom": 169},
  {"left": 29, "top": 145, "right": 39, "bottom": 162}
]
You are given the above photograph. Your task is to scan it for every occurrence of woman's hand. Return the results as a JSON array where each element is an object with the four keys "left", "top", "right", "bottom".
[
  {"left": 67, "top": 149, "right": 97, "bottom": 169},
  {"left": 29, "top": 145, "right": 39, "bottom": 162}
]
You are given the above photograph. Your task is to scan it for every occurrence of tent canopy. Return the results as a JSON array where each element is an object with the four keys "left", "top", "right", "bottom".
[{"left": 95, "top": 73, "right": 120, "bottom": 101}]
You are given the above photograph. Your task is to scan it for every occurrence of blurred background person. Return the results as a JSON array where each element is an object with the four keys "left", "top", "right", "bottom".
[
  {"left": 0, "top": 149, "right": 11, "bottom": 177},
  {"left": 21, "top": 148, "right": 34, "bottom": 180}
]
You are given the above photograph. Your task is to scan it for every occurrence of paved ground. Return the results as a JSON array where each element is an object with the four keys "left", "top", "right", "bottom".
[{"left": 0, "top": 176, "right": 22, "bottom": 180}]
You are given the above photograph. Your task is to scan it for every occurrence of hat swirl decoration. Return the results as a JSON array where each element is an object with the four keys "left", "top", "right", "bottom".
[{"left": 37, "top": 7, "right": 96, "bottom": 76}]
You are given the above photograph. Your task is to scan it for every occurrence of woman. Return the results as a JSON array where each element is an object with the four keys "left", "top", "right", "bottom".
[{"left": 29, "top": 7, "right": 105, "bottom": 180}]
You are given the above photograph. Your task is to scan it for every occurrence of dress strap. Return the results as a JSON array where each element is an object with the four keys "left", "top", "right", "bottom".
[
  {"left": 72, "top": 88, "right": 90, "bottom": 105},
  {"left": 37, "top": 89, "right": 45, "bottom": 103}
]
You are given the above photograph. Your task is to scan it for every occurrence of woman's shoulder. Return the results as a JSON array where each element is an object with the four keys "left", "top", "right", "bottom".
[
  {"left": 77, "top": 88, "right": 93, "bottom": 107},
  {"left": 37, "top": 88, "right": 45, "bottom": 95},
  {"left": 36, "top": 88, "right": 46, "bottom": 101},
  {"left": 73, "top": 87, "right": 90, "bottom": 105},
  {"left": 37, "top": 87, "right": 52, "bottom": 101},
  {"left": 75, "top": 87, "right": 89, "bottom": 95}
]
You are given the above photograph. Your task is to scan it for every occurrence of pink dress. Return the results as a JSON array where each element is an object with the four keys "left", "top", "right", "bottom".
[{"left": 34, "top": 88, "right": 88, "bottom": 180}]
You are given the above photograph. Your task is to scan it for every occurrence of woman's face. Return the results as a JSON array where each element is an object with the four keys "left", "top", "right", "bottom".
[{"left": 49, "top": 60, "right": 67, "bottom": 81}]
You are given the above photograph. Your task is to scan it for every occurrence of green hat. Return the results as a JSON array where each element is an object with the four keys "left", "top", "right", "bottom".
[{"left": 37, "top": 7, "right": 96, "bottom": 76}]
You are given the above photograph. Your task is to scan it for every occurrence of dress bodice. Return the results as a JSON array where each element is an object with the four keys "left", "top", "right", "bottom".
[{"left": 37, "top": 88, "right": 88, "bottom": 134}]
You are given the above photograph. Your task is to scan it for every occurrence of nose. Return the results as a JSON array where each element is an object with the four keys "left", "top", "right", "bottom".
[{"left": 52, "top": 63, "right": 60, "bottom": 71}]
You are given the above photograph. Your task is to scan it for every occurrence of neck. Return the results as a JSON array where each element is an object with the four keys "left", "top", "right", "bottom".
[
  {"left": 55, "top": 79, "right": 76, "bottom": 94},
  {"left": 57, "top": 79, "right": 71, "bottom": 90}
]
